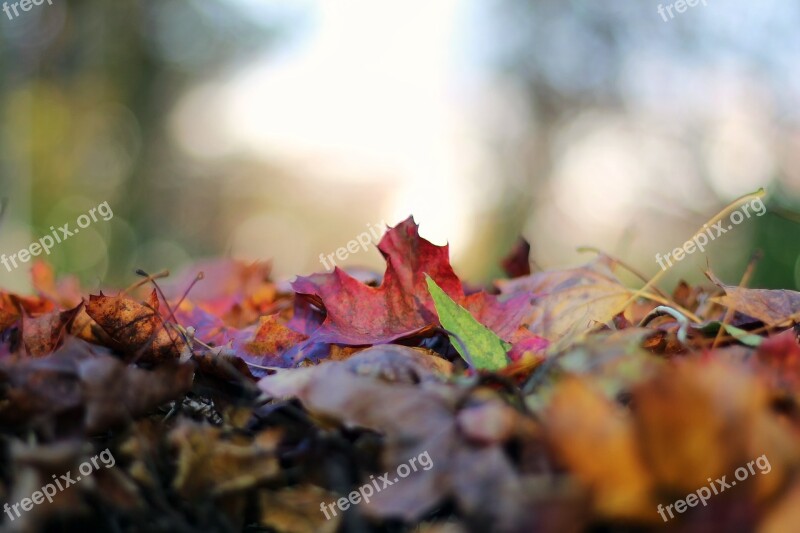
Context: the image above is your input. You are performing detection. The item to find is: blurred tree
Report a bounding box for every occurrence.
[484,0,800,288]
[0,0,284,286]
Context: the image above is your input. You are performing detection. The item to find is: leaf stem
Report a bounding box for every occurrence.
[638,305,690,343]
[632,290,702,324]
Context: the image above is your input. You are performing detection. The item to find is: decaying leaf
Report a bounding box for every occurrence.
[0,216,799,531]
[85,290,186,363]
[22,302,83,357]
[259,485,341,533]
[708,270,800,327]
[498,257,632,342]
[0,338,194,434]
[543,377,654,520]
[169,422,281,498]
[259,344,535,529]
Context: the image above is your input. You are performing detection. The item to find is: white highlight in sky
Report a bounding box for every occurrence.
[211,0,477,256]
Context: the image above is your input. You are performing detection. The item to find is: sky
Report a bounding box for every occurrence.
[173,0,487,261]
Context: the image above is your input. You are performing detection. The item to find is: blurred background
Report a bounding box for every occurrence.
[1,0,799,293]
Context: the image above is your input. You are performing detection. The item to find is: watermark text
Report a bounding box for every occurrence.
[319,221,385,271]
[1,201,113,273]
[657,454,770,522]
[655,197,765,271]
[3,448,115,521]
[320,450,433,520]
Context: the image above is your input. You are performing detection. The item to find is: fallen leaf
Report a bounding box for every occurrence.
[708,270,800,327]
[498,257,631,342]
[85,289,186,363]
[22,302,83,357]
[258,346,532,528]
[292,217,532,347]
[169,421,281,498]
[0,337,194,434]
[500,237,531,278]
[260,485,341,533]
[543,377,654,520]
[426,275,510,370]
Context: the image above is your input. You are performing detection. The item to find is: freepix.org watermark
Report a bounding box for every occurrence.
[657,454,771,522]
[655,197,765,271]
[319,450,433,520]
[657,0,708,22]
[3,448,115,522]
[319,221,385,272]
[2,0,53,21]
[1,201,113,273]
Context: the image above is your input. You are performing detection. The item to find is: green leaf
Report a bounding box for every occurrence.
[696,321,764,347]
[425,274,511,370]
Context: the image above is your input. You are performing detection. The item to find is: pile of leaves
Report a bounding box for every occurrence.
[1,216,800,532]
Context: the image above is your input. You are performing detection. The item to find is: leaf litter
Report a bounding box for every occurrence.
[0,213,799,532]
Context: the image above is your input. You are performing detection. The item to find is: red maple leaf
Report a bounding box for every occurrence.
[292,216,533,346]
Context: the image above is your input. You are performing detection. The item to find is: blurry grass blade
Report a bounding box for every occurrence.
[697,321,764,347]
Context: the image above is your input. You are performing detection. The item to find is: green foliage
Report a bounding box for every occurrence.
[426,274,510,370]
